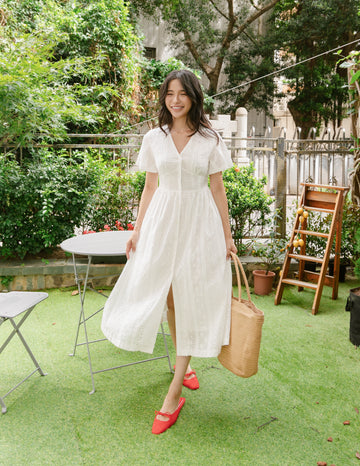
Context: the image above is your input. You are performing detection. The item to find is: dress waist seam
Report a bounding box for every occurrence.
[157,186,209,193]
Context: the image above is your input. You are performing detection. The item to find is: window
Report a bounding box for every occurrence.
[144,47,156,59]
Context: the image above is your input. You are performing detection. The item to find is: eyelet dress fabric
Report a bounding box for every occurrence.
[101,127,233,357]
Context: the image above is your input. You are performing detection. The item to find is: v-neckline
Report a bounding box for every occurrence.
[169,130,195,156]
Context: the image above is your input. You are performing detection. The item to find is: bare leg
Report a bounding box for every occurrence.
[156,355,191,420]
[167,287,193,375]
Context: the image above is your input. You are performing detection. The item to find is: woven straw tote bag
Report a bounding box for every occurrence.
[218,252,264,377]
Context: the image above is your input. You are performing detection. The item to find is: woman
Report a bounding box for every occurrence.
[101,70,237,434]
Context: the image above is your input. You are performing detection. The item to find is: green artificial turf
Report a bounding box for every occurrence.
[0,281,359,465]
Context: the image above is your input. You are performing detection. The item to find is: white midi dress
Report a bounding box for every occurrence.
[101,126,233,357]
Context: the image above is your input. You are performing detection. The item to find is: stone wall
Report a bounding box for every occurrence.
[0,258,125,292]
[0,255,297,292]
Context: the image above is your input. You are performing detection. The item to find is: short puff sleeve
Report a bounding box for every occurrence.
[208,136,233,175]
[136,131,158,173]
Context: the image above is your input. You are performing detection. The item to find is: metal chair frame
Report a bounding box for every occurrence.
[0,292,48,414]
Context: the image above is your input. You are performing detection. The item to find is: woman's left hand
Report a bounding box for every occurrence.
[226,238,237,260]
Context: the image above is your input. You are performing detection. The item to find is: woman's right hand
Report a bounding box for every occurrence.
[126,230,140,260]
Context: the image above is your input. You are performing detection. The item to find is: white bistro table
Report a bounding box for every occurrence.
[60,231,171,394]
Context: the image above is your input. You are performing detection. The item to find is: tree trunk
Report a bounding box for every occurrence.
[287,98,318,139]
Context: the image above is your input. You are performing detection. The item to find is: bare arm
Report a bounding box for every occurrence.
[209,171,237,259]
[126,171,158,259]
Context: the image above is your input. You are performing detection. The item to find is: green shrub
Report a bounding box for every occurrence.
[251,210,287,273]
[0,149,146,258]
[0,150,99,258]
[354,230,360,278]
[83,164,145,232]
[223,164,274,254]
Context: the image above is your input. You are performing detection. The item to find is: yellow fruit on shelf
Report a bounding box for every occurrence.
[299,215,304,224]
[297,207,303,215]
[293,240,299,247]
[298,239,304,247]
[303,210,309,218]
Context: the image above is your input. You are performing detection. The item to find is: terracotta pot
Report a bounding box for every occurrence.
[253,270,275,295]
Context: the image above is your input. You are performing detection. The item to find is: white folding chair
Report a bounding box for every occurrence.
[0,291,48,414]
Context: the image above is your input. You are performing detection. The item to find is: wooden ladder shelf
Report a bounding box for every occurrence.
[274,183,349,315]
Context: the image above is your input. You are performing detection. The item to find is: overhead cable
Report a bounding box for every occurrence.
[119,38,360,132]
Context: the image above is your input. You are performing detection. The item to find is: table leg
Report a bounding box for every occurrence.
[69,255,96,394]
[160,323,172,372]
[0,395,7,414]
[68,253,173,394]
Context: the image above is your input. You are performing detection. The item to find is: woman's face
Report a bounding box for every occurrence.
[165,79,192,123]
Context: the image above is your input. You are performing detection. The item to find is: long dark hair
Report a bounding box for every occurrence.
[158,70,218,142]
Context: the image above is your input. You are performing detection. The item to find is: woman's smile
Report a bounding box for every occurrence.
[165,79,192,121]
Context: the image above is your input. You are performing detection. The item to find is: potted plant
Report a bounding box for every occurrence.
[251,221,287,295]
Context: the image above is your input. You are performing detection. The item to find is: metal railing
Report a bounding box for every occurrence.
[1,133,144,170]
[2,130,354,236]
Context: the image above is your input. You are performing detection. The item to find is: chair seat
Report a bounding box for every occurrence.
[0,292,48,318]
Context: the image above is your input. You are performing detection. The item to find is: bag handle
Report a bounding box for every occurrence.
[230,251,252,303]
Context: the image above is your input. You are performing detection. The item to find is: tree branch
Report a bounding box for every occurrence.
[250,0,261,11]
[238,80,258,107]
[183,29,213,77]
[183,0,237,92]
[209,0,229,21]
[182,0,279,94]
[243,29,259,46]
[232,0,281,39]
[209,0,236,88]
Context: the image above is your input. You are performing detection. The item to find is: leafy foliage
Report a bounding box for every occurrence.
[0,0,142,144]
[251,211,287,272]
[341,196,360,264]
[0,0,45,33]
[354,230,360,278]
[223,164,274,254]
[83,160,145,232]
[0,148,147,258]
[0,31,101,146]
[269,0,360,134]
[0,150,99,258]
[131,0,282,115]
[222,36,278,117]
[52,0,142,132]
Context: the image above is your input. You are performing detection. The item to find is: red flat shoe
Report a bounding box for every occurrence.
[174,366,200,390]
[152,397,186,435]
[183,370,200,390]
